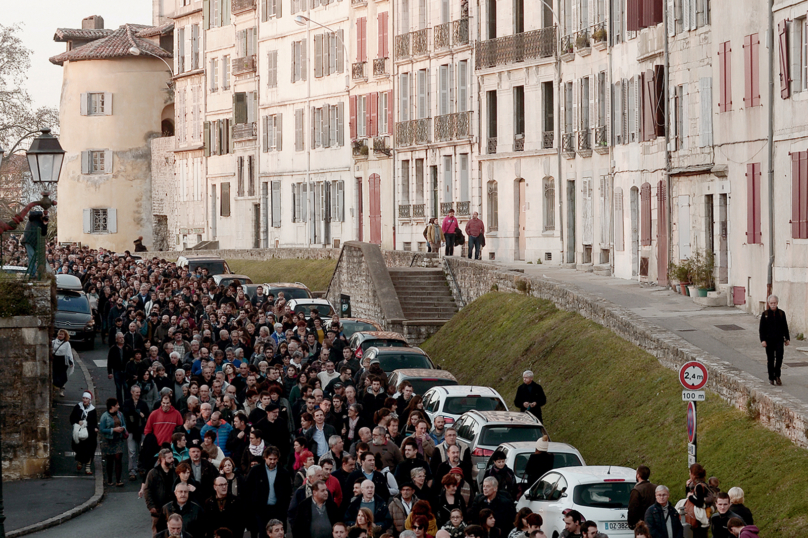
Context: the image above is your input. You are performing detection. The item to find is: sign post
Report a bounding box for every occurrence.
[679,361,708,469]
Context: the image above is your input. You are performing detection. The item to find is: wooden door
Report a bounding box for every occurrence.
[369,173,382,244]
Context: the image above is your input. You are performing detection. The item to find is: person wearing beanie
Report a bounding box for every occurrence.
[523,436,553,490]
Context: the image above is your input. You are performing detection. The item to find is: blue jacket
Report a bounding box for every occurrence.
[98,411,128,440]
[200,420,234,456]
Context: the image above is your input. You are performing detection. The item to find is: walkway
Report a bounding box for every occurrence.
[494,261,808,404]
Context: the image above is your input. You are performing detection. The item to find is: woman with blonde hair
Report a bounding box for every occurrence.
[352,507,382,537]
[727,487,754,526]
[52,329,74,397]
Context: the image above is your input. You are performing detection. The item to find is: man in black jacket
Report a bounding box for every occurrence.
[467,477,517,535]
[107,332,133,408]
[187,438,219,501]
[291,480,342,538]
[628,465,657,529]
[759,295,790,385]
[513,370,546,421]
[246,445,293,538]
[709,492,742,538]
[122,385,151,481]
[204,476,243,538]
[347,450,391,502]
[145,449,177,536]
[644,485,684,538]
[162,482,204,538]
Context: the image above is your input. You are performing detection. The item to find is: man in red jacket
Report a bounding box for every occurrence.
[145,394,184,445]
[465,211,485,260]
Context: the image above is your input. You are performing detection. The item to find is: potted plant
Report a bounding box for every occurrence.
[575,34,590,49]
[668,259,692,296]
[691,250,715,297]
[592,27,608,42]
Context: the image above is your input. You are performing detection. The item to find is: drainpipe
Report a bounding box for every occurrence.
[663,0,672,283]
[608,15,614,276]
[557,26,564,256]
[766,0,775,297]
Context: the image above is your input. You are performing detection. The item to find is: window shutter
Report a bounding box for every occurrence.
[378,13,386,58]
[262,116,269,151]
[439,65,449,115]
[272,181,282,227]
[276,0,282,18]
[615,188,624,250]
[315,34,324,78]
[370,92,378,136]
[80,93,88,115]
[700,77,713,146]
[107,208,117,234]
[350,95,357,139]
[325,33,333,76]
[641,182,651,245]
[337,181,345,221]
[103,92,112,115]
[613,83,622,143]
[718,41,731,112]
[301,39,307,81]
[80,151,89,174]
[276,113,283,151]
[337,30,345,73]
[670,87,678,151]
[204,121,211,156]
[82,208,92,233]
[779,21,790,99]
[667,0,675,36]
[292,42,298,82]
[643,71,654,141]
[103,149,113,173]
[323,106,331,147]
[262,0,268,21]
[605,73,611,143]
[800,151,808,238]
[337,102,345,145]
[681,85,688,149]
[312,106,317,148]
[750,33,760,106]
[747,163,761,244]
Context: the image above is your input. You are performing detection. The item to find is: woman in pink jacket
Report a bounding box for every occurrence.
[441,209,459,256]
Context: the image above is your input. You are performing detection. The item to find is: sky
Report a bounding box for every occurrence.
[7,0,154,111]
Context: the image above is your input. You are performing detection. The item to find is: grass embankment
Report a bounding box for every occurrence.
[226,259,337,292]
[421,292,808,535]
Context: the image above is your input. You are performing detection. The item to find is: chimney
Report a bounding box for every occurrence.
[81,15,104,30]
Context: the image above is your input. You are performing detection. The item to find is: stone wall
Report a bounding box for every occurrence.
[138,247,341,262]
[0,281,55,479]
[443,257,808,449]
[382,250,442,269]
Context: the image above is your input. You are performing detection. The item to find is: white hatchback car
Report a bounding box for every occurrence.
[516,466,637,538]
[422,386,509,425]
[475,440,586,493]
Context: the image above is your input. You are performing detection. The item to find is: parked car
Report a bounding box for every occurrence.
[475,441,586,493]
[55,290,95,348]
[177,255,231,275]
[242,283,265,300]
[388,368,457,396]
[213,274,253,288]
[516,466,637,537]
[263,282,313,301]
[365,347,434,373]
[339,318,382,338]
[348,331,410,359]
[422,386,508,425]
[287,298,337,320]
[452,411,550,479]
[56,274,84,291]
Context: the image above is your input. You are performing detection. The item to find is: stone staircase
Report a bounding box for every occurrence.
[388,268,459,320]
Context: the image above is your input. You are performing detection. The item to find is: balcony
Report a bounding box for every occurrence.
[435,22,450,50]
[395,118,431,147]
[373,57,389,76]
[453,18,470,45]
[351,0,367,5]
[562,132,575,158]
[514,134,525,152]
[543,131,554,149]
[434,111,472,142]
[440,202,454,216]
[561,34,574,61]
[233,122,257,140]
[412,28,428,55]
[352,61,367,80]
[475,27,556,70]
[575,29,591,56]
[395,33,411,60]
[352,139,369,158]
[373,136,392,156]
[232,55,256,75]
[398,204,411,219]
[577,128,592,157]
[592,22,608,50]
[487,137,497,154]
[594,125,609,154]
[456,201,470,216]
[412,203,426,218]
[232,0,256,14]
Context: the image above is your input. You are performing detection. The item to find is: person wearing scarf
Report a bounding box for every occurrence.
[52,329,74,397]
[69,391,98,475]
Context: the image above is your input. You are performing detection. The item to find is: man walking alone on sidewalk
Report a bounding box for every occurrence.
[465,212,485,260]
[759,295,790,386]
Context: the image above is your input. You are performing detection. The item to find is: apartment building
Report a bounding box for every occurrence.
[393,0,475,253]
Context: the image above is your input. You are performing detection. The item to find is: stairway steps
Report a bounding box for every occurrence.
[388,267,459,323]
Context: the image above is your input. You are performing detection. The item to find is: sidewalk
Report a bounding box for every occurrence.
[494,261,808,403]
[6,349,103,537]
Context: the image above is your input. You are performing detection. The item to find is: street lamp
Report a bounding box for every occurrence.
[128,46,175,90]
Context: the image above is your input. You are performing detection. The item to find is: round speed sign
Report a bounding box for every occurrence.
[679,361,709,391]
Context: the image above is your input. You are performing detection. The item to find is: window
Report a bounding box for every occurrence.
[791,151,808,239]
[719,41,732,112]
[417,69,429,119]
[237,156,245,196]
[358,95,367,137]
[262,0,281,20]
[542,82,554,146]
[458,61,468,112]
[89,93,105,115]
[415,159,425,204]
[641,182,652,246]
[315,31,345,77]
[295,109,305,151]
[330,181,345,222]
[401,160,410,205]
[487,90,498,145]
[267,50,278,88]
[271,180,281,227]
[803,20,808,91]
[514,0,524,33]
[746,163,762,244]
[443,155,452,203]
[205,119,232,156]
[221,182,231,217]
[291,40,307,82]
[564,82,573,133]
[210,58,219,91]
[293,183,308,223]
[400,73,410,121]
[744,34,760,107]
[514,85,525,139]
[92,208,107,232]
[379,92,389,134]
[330,105,339,145]
[191,25,200,70]
[82,208,117,234]
[81,150,111,174]
[80,92,111,116]
[544,178,555,231]
[459,154,469,202]
[439,65,451,116]
[234,91,257,125]
[314,107,323,147]
[487,180,498,230]
[486,0,496,39]
[237,28,257,59]
[263,114,282,152]
[222,55,230,89]
[581,77,591,131]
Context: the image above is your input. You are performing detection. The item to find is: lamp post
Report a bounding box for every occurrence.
[128,46,175,90]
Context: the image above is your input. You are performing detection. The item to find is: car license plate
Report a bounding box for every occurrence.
[68,331,77,336]
[603,522,629,531]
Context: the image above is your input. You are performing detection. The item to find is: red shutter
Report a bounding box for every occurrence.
[792,152,801,238]
[378,13,384,58]
[642,0,663,27]
[641,182,652,245]
[779,21,790,99]
[365,95,372,136]
[719,41,731,112]
[751,34,760,107]
[369,92,378,136]
[802,151,808,238]
[356,18,362,62]
[747,163,761,244]
[383,13,389,57]
[627,0,645,32]
[349,95,357,139]
[743,35,752,108]
[387,90,394,134]
[369,173,382,244]
[360,18,367,62]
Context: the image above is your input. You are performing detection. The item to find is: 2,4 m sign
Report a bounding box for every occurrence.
[679,361,709,391]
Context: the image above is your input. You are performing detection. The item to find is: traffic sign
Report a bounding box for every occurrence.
[679,361,709,390]
[687,401,697,443]
[682,390,706,402]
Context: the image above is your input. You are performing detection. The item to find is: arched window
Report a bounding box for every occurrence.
[487,180,498,230]
[543,177,555,231]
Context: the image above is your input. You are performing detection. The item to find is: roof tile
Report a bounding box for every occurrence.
[50,24,172,65]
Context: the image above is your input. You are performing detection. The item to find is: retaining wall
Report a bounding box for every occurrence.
[138,247,341,262]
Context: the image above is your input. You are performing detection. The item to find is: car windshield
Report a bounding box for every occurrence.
[361,339,408,352]
[192,261,226,274]
[479,425,548,446]
[296,304,335,317]
[57,293,91,314]
[409,378,458,395]
[513,452,583,478]
[376,353,433,371]
[341,321,379,338]
[271,287,312,300]
[444,396,506,415]
[573,482,635,508]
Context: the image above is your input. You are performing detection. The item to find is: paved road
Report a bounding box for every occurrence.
[28,342,152,538]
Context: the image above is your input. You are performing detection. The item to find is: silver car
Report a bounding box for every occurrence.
[475,440,586,493]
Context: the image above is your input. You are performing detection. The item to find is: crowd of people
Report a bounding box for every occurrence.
[24,238,760,538]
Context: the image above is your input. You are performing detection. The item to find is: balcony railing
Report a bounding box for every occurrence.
[475,27,556,70]
[514,135,525,152]
[543,131,555,149]
[577,129,591,152]
[440,202,454,216]
[395,118,432,147]
[595,125,608,147]
[373,57,389,76]
[232,55,256,75]
[351,0,367,5]
[592,22,608,47]
[453,18,470,45]
[561,34,574,57]
[398,204,411,218]
[456,201,470,216]
[232,0,256,14]
[373,136,392,156]
[412,28,428,55]
[562,132,575,154]
[352,62,366,80]
[395,33,411,60]
[434,111,472,142]
[435,22,450,49]
[352,139,369,157]
[412,204,426,218]
[487,137,497,154]
[575,29,591,52]
[233,122,257,140]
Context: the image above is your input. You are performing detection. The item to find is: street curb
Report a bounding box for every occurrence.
[8,349,106,538]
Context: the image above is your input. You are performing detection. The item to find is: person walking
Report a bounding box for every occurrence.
[52,329,74,397]
[426,218,446,255]
[513,371,546,421]
[643,486,682,538]
[99,397,128,487]
[70,391,98,475]
[21,210,47,277]
[123,384,151,480]
[464,212,485,260]
[441,209,459,256]
[758,294,790,385]
[628,466,656,529]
